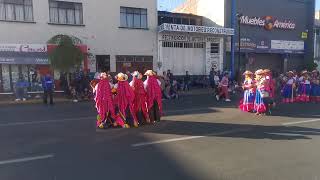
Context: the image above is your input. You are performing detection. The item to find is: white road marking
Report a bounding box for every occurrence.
[282,119,320,126]
[0,154,54,165]
[0,116,92,127]
[132,128,251,147]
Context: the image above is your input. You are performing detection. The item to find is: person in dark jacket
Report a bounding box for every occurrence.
[184,71,191,91]
[15,76,29,101]
[42,74,54,105]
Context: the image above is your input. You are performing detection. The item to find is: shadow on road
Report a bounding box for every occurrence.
[139,120,320,141]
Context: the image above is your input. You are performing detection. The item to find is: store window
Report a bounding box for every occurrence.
[210,43,220,53]
[120,7,147,29]
[1,64,10,92]
[0,0,34,22]
[49,0,83,25]
[0,64,48,93]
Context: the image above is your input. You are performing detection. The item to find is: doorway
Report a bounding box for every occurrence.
[96,55,110,72]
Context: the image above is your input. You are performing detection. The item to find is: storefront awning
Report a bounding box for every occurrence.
[0,51,48,65]
[0,44,48,65]
[159,23,234,36]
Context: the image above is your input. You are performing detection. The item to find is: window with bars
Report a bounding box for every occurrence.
[162,41,204,49]
[210,43,220,53]
[120,7,147,29]
[49,0,83,25]
[0,0,33,22]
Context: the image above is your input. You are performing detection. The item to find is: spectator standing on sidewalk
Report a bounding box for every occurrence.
[213,71,220,95]
[42,74,54,105]
[216,72,231,102]
[15,76,28,101]
[209,68,215,89]
[184,71,191,91]
[167,69,173,84]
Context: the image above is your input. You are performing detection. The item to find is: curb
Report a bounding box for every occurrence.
[0,98,71,105]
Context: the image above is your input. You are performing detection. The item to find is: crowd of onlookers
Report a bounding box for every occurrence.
[13,68,239,103]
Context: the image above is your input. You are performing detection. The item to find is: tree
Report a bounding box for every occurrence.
[47,35,84,72]
[304,61,318,71]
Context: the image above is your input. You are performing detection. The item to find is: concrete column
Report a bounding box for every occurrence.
[110,54,116,73]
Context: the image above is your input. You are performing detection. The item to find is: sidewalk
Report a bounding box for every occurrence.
[179,88,212,96]
[0,98,71,105]
[0,88,214,105]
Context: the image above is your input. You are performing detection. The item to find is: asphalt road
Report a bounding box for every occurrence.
[0,92,320,180]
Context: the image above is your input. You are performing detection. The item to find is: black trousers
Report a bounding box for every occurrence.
[149,101,160,122]
[263,97,273,113]
[44,89,53,104]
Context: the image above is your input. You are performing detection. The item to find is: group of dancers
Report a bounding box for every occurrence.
[281,70,320,103]
[239,69,275,115]
[90,70,162,129]
[239,69,320,115]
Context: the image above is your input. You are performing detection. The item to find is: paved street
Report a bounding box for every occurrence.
[0,92,320,180]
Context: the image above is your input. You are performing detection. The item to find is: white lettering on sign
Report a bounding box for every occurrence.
[159,23,234,36]
[240,16,295,30]
[161,34,220,43]
[271,40,304,51]
[240,16,265,26]
[0,44,47,52]
[20,45,47,53]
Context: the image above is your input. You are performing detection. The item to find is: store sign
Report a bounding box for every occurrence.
[0,57,48,65]
[240,16,296,30]
[0,44,47,53]
[161,34,220,43]
[159,23,234,36]
[0,44,49,65]
[237,38,257,50]
[301,32,308,39]
[256,40,269,49]
[226,37,304,54]
[271,40,304,51]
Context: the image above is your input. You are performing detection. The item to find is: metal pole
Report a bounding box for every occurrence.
[238,18,241,77]
[230,0,236,79]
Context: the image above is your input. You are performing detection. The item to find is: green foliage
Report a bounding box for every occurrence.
[304,61,318,71]
[48,35,84,72]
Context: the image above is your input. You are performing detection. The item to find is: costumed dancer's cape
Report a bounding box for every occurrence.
[132,77,148,112]
[95,79,115,122]
[145,76,163,115]
[114,81,135,117]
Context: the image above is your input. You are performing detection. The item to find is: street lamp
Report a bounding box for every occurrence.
[236,13,243,81]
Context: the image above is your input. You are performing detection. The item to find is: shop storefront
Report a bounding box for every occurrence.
[0,43,88,93]
[225,0,315,73]
[0,44,50,93]
[158,23,234,75]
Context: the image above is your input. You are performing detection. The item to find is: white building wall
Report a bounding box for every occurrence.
[0,0,158,72]
[158,33,224,75]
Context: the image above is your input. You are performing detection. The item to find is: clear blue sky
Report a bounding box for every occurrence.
[159,0,320,11]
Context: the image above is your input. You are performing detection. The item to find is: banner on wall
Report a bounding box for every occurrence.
[226,38,304,54]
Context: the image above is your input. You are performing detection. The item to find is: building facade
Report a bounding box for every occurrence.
[225,0,315,74]
[169,0,315,74]
[0,0,157,93]
[314,19,320,71]
[157,11,234,76]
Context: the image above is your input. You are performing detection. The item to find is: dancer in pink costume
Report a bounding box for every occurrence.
[144,70,163,123]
